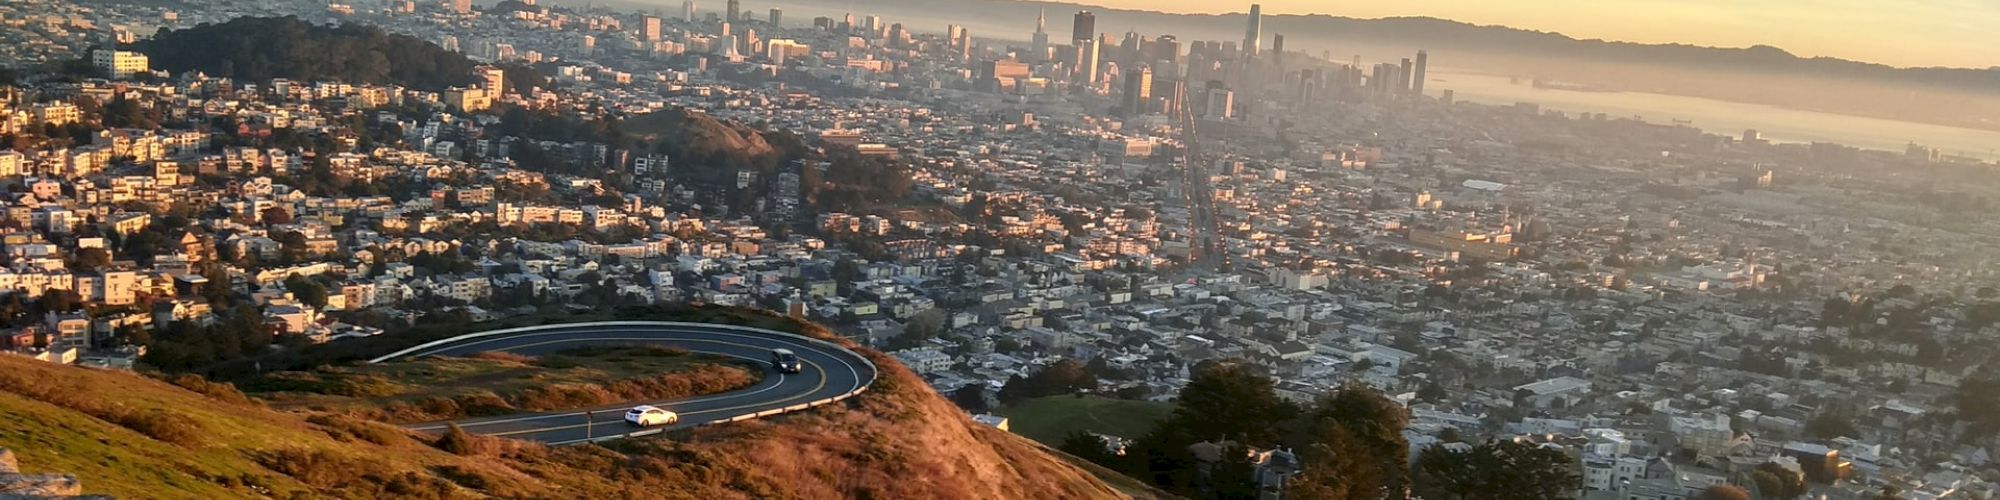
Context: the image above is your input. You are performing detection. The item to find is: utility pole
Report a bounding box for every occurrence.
[585,410,593,439]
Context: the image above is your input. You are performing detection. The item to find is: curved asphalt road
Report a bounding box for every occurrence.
[379,323,876,445]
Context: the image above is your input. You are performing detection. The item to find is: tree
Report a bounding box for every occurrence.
[1173,361,1292,447]
[950,384,989,413]
[890,308,946,349]
[1294,414,1386,500]
[1694,485,1753,500]
[1320,384,1416,494]
[996,360,1097,405]
[1805,412,1859,440]
[284,275,329,309]
[1956,378,2000,437]
[1412,441,1579,500]
[1750,462,1807,499]
[262,206,294,225]
[72,247,113,271]
[1867,486,1903,500]
[1416,381,1448,403]
[1058,431,1115,466]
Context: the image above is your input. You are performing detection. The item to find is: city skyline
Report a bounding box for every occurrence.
[994,0,1998,69]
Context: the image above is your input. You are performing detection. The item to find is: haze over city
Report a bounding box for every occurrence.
[1009,0,2000,68]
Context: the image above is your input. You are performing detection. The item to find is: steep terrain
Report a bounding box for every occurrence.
[0,316,1151,499]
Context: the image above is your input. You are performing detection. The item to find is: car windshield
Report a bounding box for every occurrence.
[778,353,798,362]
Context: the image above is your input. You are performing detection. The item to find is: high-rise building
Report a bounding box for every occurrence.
[1071,11,1095,44]
[1077,36,1101,85]
[978,60,1032,93]
[1242,4,1262,58]
[1371,62,1399,97]
[1399,57,1414,95]
[1159,78,1186,116]
[1271,34,1284,67]
[725,0,740,22]
[1413,50,1429,97]
[1119,32,1142,65]
[1154,35,1179,66]
[958,28,973,61]
[450,0,471,15]
[1123,65,1152,114]
[641,16,662,42]
[684,0,697,22]
[479,66,505,93]
[1030,9,1049,62]
[768,8,781,26]
[1203,83,1234,119]
[91,49,150,77]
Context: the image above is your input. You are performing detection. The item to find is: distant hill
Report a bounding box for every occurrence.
[132,16,481,91]
[0,312,1151,498]
[1251,15,2000,92]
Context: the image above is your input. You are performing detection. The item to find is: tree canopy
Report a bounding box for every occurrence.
[135,16,503,91]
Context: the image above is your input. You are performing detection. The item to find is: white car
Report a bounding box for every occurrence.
[623,405,679,426]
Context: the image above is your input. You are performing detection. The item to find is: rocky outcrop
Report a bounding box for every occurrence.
[0,448,91,499]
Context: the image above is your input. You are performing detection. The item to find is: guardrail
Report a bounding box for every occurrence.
[381,320,879,446]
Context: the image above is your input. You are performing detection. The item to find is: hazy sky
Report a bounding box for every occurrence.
[1058,0,1999,69]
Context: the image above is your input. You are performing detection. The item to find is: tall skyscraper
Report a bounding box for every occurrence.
[1154,35,1179,66]
[1071,11,1095,44]
[959,28,973,61]
[1242,4,1262,58]
[726,0,740,22]
[683,1,696,22]
[1078,36,1101,85]
[451,0,471,15]
[1413,50,1429,97]
[641,16,662,42]
[1123,65,1152,114]
[768,8,781,26]
[1030,9,1049,61]
[1399,57,1414,95]
[1271,34,1285,67]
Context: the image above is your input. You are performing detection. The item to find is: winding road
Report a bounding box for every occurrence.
[372,321,877,445]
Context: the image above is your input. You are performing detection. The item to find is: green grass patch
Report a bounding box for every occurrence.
[995,395,1174,445]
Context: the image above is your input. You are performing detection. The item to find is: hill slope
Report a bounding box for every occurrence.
[0,319,1148,499]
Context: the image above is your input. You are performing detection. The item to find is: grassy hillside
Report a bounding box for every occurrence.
[997,395,1176,445]
[0,311,1158,499]
[251,345,758,423]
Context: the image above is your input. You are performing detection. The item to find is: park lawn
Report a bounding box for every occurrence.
[997,395,1175,445]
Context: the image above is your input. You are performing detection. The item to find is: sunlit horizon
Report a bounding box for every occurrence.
[1007,0,1999,69]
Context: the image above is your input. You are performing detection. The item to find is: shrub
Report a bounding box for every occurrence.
[453,391,515,416]
[513,384,611,412]
[436,422,493,456]
[306,413,411,447]
[325,373,403,398]
[433,464,492,489]
[115,408,205,447]
[257,448,366,489]
[165,374,254,405]
[603,364,756,402]
[467,351,536,364]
